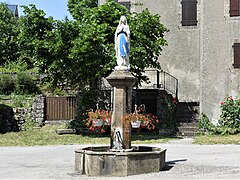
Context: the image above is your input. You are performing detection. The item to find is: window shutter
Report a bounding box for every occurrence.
[230,0,240,17]
[181,0,198,26]
[233,43,240,68]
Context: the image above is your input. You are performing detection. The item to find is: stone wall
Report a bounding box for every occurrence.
[31,95,45,126]
[0,95,45,133]
[133,0,200,102]
[13,108,32,131]
[199,0,240,122]
[130,0,240,121]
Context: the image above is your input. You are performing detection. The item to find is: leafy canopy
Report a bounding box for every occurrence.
[0,3,19,65]
[66,0,168,87]
[0,0,168,91]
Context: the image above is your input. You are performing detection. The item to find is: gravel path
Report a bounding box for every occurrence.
[0,138,239,179]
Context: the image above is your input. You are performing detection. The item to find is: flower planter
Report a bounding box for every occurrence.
[92,119,102,127]
[131,121,141,128]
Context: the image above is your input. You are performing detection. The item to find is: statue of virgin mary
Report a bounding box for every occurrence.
[114,16,130,70]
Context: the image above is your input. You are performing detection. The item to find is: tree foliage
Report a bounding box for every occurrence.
[18,4,55,70]
[130,10,168,82]
[0,0,168,91]
[66,0,168,87]
[0,3,19,65]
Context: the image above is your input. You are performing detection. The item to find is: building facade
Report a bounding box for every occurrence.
[101,0,240,122]
[121,0,240,122]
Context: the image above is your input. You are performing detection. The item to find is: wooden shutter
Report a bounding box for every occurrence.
[181,0,198,26]
[233,43,240,68]
[230,0,240,17]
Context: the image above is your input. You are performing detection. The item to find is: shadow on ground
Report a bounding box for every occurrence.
[162,159,188,171]
[78,129,180,141]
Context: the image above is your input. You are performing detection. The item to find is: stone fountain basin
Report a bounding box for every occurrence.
[75,146,166,176]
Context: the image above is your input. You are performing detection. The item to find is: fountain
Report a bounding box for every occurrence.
[74,16,166,176]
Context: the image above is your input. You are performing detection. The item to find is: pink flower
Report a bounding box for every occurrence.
[220,102,224,105]
[229,96,234,101]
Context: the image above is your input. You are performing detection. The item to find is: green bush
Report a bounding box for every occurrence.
[15,72,40,95]
[2,60,28,72]
[198,113,214,132]
[159,95,177,130]
[0,74,15,95]
[199,95,240,135]
[219,96,240,129]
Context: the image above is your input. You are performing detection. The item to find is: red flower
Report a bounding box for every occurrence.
[229,96,234,101]
[220,102,224,105]
[172,97,177,103]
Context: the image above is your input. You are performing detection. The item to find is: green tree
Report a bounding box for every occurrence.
[18,5,80,89]
[17,0,168,92]
[18,4,55,70]
[46,19,79,89]
[68,0,98,20]
[67,0,168,87]
[0,3,19,65]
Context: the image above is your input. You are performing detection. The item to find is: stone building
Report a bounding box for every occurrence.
[106,0,240,123]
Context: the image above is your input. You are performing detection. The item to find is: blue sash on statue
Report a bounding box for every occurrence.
[119,32,129,57]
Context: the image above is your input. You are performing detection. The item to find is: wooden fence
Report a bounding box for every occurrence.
[45,96,76,121]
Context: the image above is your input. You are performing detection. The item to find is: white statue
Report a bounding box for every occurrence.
[115,15,130,70]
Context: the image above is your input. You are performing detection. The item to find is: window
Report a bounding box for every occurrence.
[230,0,240,17]
[233,43,240,68]
[7,5,19,18]
[181,0,197,26]
[118,1,131,11]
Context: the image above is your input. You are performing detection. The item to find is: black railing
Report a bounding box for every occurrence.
[140,69,178,99]
[98,69,178,102]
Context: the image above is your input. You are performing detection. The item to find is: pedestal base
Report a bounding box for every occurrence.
[75,146,166,176]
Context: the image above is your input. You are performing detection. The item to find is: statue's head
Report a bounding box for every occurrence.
[119,15,127,25]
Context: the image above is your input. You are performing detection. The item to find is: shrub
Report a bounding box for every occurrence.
[0,74,15,95]
[2,60,28,72]
[198,95,240,135]
[0,104,19,133]
[15,72,40,95]
[158,95,177,130]
[219,96,240,129]
[198,113,214,132]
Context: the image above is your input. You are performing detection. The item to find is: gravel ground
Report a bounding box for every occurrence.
[0,138,239,180]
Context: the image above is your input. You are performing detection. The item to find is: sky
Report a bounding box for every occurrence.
[0,0,72,20]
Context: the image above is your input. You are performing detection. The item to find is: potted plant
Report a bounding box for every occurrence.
[84,109,111,133]
[122,113,158,132]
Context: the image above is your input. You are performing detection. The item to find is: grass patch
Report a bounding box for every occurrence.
[0,125,175,146]
[194,134,240,145]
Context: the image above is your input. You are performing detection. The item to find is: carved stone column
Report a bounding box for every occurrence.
[106,69,137,150]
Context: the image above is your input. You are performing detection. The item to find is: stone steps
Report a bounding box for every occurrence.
[175,102,199,137]
[177,122,198,137]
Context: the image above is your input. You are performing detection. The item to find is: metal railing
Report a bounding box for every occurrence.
[98,69,179,104]
[140,69,178,99]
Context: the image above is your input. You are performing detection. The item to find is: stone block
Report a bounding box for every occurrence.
[75,146,166,176]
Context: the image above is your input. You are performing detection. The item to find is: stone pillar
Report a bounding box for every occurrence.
[32,94,45,126]
[106,69,137,150]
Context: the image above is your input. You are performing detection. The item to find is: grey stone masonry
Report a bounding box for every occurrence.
[31,94,45,126]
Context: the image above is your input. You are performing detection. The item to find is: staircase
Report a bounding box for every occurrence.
[175,102,199,137]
